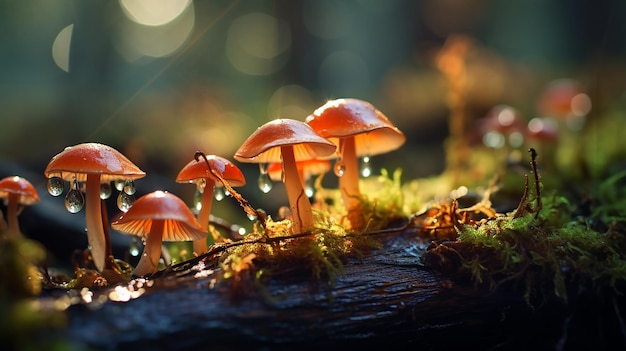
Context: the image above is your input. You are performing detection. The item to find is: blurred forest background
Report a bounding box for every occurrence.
[1,0,625,259]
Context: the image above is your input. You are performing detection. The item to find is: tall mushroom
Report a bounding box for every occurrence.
[176,154,246,254]
[305,98,405,230]
[234,119,336,234]
[0,176,40,238]
[111,190,207,277]
[44,142,146,272]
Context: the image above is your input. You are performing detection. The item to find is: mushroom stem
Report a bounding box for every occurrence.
[5,193,21,238]
[281,145,314,233]
[85,174,107,272]
[338,137,365,230]
[194,179,216,255]
[133,220,164,277]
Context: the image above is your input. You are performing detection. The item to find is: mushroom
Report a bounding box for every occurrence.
[267,158,331,198]
[234,119,336,233]
[44,142,146,272]
[176,154,246,254]
[0,176,40,238]
[476,104,526,150]
[305,98,405,230]
[110,190,207,277]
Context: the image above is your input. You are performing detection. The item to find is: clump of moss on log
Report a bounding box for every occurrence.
[423,149,626,303]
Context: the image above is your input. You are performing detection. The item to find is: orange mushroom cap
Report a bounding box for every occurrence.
[267,158,331,182]
[176,155,246,187]
[234,119,336,163]
[111,190,206,242]
[0,176,40,206]
[44,142,146,182]
[305,98,405,157]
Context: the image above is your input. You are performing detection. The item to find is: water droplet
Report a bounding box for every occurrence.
[334,160,346,177]
[100,182,112,199]
[258,173,272,193]
[193,189,203,213]
[214,186,225,201]
[259,163,268,175]
[65,188,84,213]
[47,177,65,196]
[117,192,135,212]
[305,179,314,198]
[247,212,257,221]
[361,156,371,178]
[114,179,125,191]
[196,178,206,193]
[123,180,136,195]
[129,238,140,257]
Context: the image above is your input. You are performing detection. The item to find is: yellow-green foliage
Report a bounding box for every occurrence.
[217,207,383,287]
[359,168,406,231]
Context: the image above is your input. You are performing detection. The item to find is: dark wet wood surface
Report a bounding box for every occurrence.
[50,229,603,351]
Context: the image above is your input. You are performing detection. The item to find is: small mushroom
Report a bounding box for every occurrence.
[0,176,40,238]
[537,79,591,121]
[44,142,146,272]
[176,154,246,254]
[234,119,336,233]
[111,190,207,277]
[305,98,405,230]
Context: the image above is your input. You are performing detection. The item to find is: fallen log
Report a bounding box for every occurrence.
[45,229,625,351]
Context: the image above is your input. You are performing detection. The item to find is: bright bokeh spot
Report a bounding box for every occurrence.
[52,24,73,72]
[114,1,195,60]
[120,0,190,26]
[226,13,291,75]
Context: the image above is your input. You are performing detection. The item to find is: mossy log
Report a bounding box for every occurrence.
[46,229,625,351]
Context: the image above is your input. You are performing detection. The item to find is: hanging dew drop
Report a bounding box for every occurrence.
[247,212,257,221]
[64,189,85,213]
[361,156,372,178]
[100,182,112,199]
[258,173,272,193]
[114,179,125,191]
[47,177,65,196]
[334,160,346,177]
[305,179,314,198]
[129,238,140,257]
[214,186,225,201]
[117,192,135,212]
[123,180,136,195]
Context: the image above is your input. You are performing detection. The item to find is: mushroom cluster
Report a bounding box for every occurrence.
[35,97,404,279]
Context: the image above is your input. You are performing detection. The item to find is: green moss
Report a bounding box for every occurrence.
[425,166,626,303]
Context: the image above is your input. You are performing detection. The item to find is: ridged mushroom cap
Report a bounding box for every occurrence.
[111,190,206,242]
